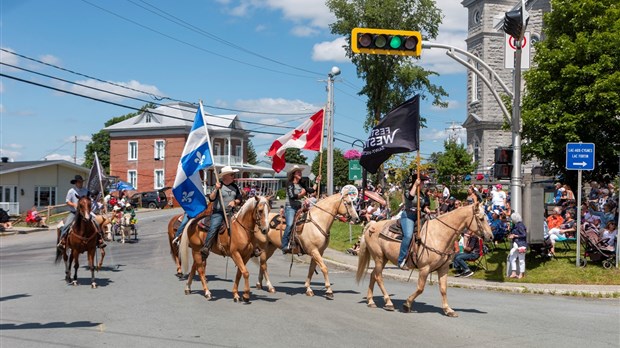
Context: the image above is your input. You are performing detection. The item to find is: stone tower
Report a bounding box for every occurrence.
[461,0,550,173]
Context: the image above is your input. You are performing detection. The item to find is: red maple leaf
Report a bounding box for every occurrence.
[291,129,306,140]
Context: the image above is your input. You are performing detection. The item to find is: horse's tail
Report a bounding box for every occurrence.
[180,220,191,275]
[54,227,63,264]
[355,226,371,284]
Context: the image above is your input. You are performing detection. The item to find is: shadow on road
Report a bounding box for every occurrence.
[0,293,31,302]
[0,320,101,330]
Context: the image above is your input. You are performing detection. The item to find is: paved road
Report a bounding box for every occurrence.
[1,209,618,347]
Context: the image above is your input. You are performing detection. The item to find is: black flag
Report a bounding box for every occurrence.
[360,95,420,174]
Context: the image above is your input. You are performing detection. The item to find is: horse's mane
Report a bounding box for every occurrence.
[235,196,267,218]
[435,202,481,220]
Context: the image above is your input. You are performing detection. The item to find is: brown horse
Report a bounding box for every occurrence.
[54,196,102,288]
[166,213,184,277]
[284,193,360,299]
[179,196,270,302]
[355,202,492,316]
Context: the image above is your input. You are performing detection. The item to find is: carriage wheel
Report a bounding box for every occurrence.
[602,260,613,269]
[578,258,587,268]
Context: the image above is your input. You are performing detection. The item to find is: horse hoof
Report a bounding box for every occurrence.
[242,296,251,303]
[268,287,276,294]
[446,311,459,318]
[233,296,240,303]
[204,293,212,300]
[175,272,183,279]
[306,289,314,297]
[384,304,395,311]
[255,283,262,290]
[72,281,78,286]
[367,303,377,308]
[402,304,411,313]
[184,289,191,295]
[325,292,334,300]
[91,283,97,289]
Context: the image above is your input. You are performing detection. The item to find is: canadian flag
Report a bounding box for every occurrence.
[267,109,324,173]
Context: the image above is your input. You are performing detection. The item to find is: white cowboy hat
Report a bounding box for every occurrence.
[125,203,132,208]
[219,166,239,176]
[287,165,303,181]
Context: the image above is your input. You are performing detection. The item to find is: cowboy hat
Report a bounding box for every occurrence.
[287,165,303,181]
[219,166,239,176]
[70,175,84,184]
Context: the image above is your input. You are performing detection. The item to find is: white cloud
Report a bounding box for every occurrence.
[59,79,164,103]
[0,47,19,71]
[44,153,75,162]
[0,104,4,113]
[6,143,23,149]
[312,37,348,62]
[255,24,267,32]
[0,148,21,160]
[233,97,320,117]
[254,133,276,140]
[431,99,460,110]
[222,0,334,30]
[39,54,61,66]
[291,25,318,37]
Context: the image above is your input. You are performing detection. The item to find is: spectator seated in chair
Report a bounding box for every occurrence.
[489,210,506,243]
[452,230,480,278]
[546,209,576,256]
[26,206,48,228]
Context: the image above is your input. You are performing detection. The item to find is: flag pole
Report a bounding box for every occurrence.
[95,152,107,215]
[317,107,326,197]
[199,101,230,231]
[416,151,421,236]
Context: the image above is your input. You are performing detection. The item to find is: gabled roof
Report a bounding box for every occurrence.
[0,160,89,175]
[462,113,482,128]
[104,102,242,133]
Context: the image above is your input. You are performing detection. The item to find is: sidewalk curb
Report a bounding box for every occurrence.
[0,227,51,236]
[313,251,620,298]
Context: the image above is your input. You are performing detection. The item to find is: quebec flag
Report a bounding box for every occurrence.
[172,105,213,218]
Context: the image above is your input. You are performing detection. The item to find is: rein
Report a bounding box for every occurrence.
[305,196,356,238]
[233,200,265,237]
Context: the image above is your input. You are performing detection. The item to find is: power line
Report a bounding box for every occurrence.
[79,0,317,79]
[0,49,312,116]
[128,0,323,77]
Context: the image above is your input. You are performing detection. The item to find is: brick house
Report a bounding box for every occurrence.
[104,102,274,205]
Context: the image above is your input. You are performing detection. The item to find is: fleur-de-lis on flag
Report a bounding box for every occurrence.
[182,190,194,203]
[194,151,206,166]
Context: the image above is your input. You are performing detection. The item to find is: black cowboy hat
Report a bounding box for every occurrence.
[70,175,84,184]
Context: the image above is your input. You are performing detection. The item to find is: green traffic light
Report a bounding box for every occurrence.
[374,35,387,48]
[389,36,402,49]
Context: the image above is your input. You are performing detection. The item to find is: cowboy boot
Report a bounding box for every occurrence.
[201,233,216,259]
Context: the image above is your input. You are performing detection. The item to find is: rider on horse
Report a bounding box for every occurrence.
[398,176,431,270]
[281,165,320,254]
[57,175,106,250]
[200,166,243,257]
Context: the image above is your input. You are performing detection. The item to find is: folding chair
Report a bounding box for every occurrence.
[467,238,489,271]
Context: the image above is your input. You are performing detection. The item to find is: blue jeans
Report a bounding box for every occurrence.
[398,211,416,265]
[60,212,76,238]
[453,252,478,273]
[281,206,297,250]
[207,211,224,246]
[175,215,188,238]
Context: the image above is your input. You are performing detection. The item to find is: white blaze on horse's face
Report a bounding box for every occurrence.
[340,194,360,223]
[256,196,269,234]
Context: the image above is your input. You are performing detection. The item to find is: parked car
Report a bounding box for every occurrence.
[130,188,170,209]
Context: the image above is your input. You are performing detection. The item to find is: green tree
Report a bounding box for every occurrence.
[327,0,448,131]
[311,148,350,191]
[434,141,476,185]
[246,140,258,165]
[83,103,154,171]
[284,148,308,165]
[521,0,620,183]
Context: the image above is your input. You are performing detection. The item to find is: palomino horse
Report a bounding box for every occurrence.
[119,213,133,243]
[179,196,270,302]
[252,212,285,293]
[284,192,360,299]
[54,196,102,288]
[355,202,492,316]
[166,213,184,277]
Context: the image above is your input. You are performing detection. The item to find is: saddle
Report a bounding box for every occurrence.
[374,215,427,269]
[289,208,309,255]
[269,214,286,231]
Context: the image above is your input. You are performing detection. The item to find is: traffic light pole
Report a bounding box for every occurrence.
[510,42,523,216]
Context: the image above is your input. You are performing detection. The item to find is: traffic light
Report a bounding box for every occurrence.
[351,28,422,57]
[494,147,513,179]
[503,5,529,40]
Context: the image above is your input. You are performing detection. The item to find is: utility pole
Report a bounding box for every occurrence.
[326,66,340,195]
[73,135,77,164]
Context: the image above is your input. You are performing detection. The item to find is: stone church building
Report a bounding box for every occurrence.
[461,0,551,173]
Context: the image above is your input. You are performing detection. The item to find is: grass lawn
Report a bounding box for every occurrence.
[329,221,620,286]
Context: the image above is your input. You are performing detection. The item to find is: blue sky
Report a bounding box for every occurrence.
[0,0,469,165]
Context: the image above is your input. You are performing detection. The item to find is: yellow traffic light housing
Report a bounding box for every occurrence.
[351,28,422,57]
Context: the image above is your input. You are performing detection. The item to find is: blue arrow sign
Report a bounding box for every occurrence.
[566,143,595,171]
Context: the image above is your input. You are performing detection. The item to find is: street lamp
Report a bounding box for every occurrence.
[326,66,340,195]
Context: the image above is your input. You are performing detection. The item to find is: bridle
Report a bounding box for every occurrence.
[234,198,268,235]
[310,195,357,222]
